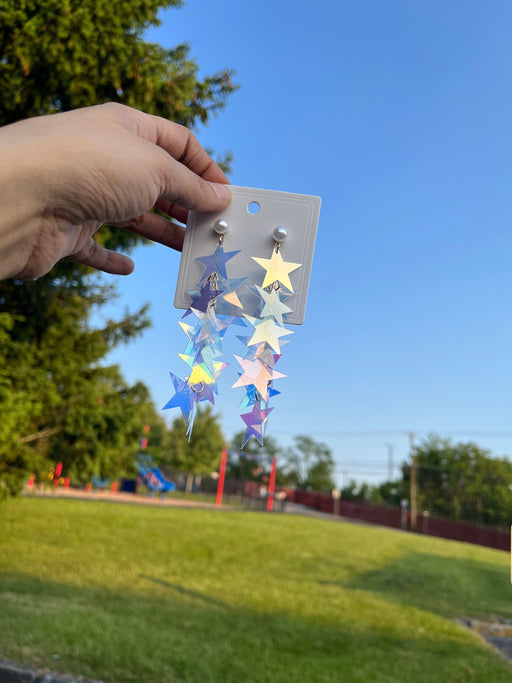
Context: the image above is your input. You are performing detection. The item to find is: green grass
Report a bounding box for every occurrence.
[0,498,511,683]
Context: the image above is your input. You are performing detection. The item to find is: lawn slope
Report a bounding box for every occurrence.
[0,497,510,683]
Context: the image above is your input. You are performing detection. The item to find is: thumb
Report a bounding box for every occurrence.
[157,152,232,212]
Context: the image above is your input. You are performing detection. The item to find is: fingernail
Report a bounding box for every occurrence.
[211,183,232,202]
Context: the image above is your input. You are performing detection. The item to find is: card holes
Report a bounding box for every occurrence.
[247,201,261,215]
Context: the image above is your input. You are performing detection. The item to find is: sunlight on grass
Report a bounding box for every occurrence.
[0,497,510,682]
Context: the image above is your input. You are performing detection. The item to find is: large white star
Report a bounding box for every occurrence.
[252,251,301,292]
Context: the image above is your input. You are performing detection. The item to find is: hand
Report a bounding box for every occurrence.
[0,103,232,280]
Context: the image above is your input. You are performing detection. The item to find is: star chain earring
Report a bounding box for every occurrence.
[163,219,245,436]
[232,226,302,447]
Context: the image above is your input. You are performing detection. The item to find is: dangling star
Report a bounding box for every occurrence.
[232,355,286,396]
[196,245,240,283]
[245,316,293,354]
[162,373,194,423]
[252,251,301,292]
[186,279,225,312]
[255,286,293,325]
[240,403,274,447]
[237,384,263,410]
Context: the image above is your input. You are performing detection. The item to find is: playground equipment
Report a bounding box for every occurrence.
[91,476,110,490]
[136,456,175,493]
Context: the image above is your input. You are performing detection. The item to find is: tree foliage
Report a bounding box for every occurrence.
[404,435,512,529]
[371,435,512,529]
[0,0,236,496]
[164,406,225,477]
[0,0,235,127]
[282,435,336,492]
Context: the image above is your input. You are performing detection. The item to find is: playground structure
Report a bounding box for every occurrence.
[27,436,281,511]
[91,475,110,490]
[136,456,176,494]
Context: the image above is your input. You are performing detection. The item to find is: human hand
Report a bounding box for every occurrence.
[0,103,232,280]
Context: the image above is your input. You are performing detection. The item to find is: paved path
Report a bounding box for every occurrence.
[0,657,105,682]
[24,487,225,510]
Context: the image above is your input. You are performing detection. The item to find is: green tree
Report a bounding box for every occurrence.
[165,406,225,491]
[283,435,336,492]
[0,0,236,495]
[401,435,512,529]
[369,479,407,507]
[340,480,373,503]
[0,0,235,127]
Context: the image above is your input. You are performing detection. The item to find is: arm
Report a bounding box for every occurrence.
[0,103,231,280]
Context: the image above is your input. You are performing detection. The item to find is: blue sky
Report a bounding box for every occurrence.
[101,0,512,485]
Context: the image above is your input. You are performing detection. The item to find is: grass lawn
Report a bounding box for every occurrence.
[0,497,511,683]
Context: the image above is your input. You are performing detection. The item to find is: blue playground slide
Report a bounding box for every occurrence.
[91,475,110,489]
[137,459,175,493]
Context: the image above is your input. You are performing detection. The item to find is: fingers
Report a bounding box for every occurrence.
[138,110,230,184]
[153,148,231,213]
[110,211,185,252]
[73,239,135,275]
[97,103,232,215]
[154,198,188,225]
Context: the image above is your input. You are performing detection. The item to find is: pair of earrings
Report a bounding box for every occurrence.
[163,219,301,448]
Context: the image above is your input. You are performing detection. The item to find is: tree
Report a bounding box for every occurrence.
[165,406,225,490]
[340,480,372,503]
[383,435,512,529]
[0,284,157,493]
[0,0,236,127]
[0,0,236,495]
[283,435,336,492]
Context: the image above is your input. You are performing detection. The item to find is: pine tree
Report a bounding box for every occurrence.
[0,0,236,496]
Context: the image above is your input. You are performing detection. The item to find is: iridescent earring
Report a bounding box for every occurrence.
[232,226,302,447]
[163,219,245,436]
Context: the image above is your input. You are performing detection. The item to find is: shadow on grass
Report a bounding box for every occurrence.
[334,551,511,619]
[0,572,511,683]
[139,574,226,607]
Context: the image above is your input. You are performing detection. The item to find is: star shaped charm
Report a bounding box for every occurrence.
[246,316,293,354]
[162,373,194,423]
[237,383,263,410]
[186,279,225,312]
[232,355,286,396]
[252,251,301,292]
[240,403,274,447]
[255,286,292,324]
[196,245,240,283]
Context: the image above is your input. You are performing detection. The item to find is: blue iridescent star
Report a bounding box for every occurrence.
[162,373,194,423]
[196,245,240,283]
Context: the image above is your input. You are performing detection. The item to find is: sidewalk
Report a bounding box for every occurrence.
[24,487,224,510]
[0,658,105,683]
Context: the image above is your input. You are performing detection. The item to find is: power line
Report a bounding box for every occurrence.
[272,429,512,437]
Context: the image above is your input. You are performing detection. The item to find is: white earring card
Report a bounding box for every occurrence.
[174,186,321,324]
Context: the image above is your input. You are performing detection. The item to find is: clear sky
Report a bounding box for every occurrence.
[100,0,512,485]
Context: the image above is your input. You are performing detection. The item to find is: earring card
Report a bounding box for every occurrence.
[174,186,321,324]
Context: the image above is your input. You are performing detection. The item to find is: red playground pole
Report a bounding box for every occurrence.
[267,457,277,511]
[216,447,228,507]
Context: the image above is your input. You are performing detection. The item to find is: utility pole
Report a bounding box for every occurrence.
[404,432,417,531]
[385,443,394,481]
